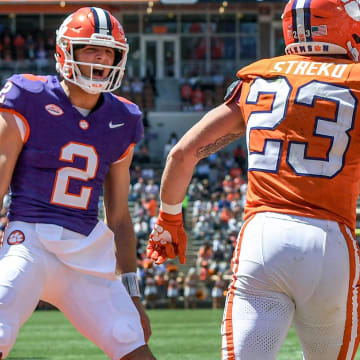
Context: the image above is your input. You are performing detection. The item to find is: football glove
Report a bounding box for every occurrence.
[146,210,187,265]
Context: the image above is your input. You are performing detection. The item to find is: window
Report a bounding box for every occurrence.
[16,15,41,33]
[123,14,139,34]
[44,14,67,33]
[0,15,12,35]
[209,14,236,33]
[181,37,206,60]
[143,14,177,34]
[239,36,257,60]
[126,36,140,77]
[181,14,207,34]
[239,14,258,34]
[211,37,235,60]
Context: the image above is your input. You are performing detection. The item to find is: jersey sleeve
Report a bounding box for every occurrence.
[117,96,144,145]
[111,96,144,164]
[0,75,26,114]
[132,111,144,144]
[0,75,32,142]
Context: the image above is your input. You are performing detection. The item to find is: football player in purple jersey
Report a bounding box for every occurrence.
[0,7,155,360]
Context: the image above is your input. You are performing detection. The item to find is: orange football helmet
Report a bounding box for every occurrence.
[282,0,360,61]
[55,7,129,94]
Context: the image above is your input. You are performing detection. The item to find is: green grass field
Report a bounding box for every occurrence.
[9,309,360,359]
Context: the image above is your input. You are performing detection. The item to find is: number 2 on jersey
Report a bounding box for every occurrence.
[51,142,99,209]
[246,77,355,178]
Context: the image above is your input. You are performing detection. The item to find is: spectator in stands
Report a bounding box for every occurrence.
[193,215,211,241]
[131,76,144,95]
[143,71,158,97]
[144,270,158,309]
[195,158,210,180]
[144,179,159,197]
[154,272,167,299]
[134,215,149,240]
[212,68,225,87]
[211,272,226,309]
[142,194,158,219]
[191,84,204,111]
[132,177,146,201]
[167,270,179,309]
[163,139,175,165]
[233,144,246,174]
[1,29,13,64]
[180,80,193,111]
[141,167,155,180]
[25,33,35,61]
[135,143,151,163]
[197,242,213,268]
[119,75,132,98]
[14,33,25,61]
[184,267,198,309]
[188,178,203,200]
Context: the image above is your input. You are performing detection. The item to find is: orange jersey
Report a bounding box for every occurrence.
[236,54,360,230]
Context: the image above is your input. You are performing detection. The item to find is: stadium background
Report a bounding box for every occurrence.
[2,1,360,357]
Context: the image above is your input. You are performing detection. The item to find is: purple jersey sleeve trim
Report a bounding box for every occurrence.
[112,143,135,165]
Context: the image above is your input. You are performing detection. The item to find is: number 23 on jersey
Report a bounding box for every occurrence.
[246,76,355,178]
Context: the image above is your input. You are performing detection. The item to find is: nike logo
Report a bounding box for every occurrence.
[109,121,125,129]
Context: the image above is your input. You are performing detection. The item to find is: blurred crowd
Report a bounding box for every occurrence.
[0,29,55,73]
[179,69,233,112]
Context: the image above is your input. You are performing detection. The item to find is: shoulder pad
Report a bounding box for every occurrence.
[224,79,242,103]
[9,74,48,94]
[113,95,142,117]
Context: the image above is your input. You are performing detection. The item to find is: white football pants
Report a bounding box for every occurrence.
[222,212,360,360]
[0,221,145,359]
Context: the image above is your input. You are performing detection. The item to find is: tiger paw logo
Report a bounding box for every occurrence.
[7,230,25,245]
[342,0,360,21]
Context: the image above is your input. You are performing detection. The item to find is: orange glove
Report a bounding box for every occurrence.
[146,210,187,265]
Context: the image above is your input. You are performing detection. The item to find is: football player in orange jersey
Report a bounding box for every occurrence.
[147,0,360,358]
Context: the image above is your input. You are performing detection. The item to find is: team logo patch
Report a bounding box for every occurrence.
[7,230,25,245]
[45,104,64,116]
[79,119,89,130]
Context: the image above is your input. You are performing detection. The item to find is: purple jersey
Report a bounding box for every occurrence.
[0,74,144,235]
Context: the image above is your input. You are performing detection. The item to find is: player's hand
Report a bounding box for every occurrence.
[131,297,152,343]
[146,210,187,265]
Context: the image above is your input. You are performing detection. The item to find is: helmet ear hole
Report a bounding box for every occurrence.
[114,49,124,66]
[352,34,360,44]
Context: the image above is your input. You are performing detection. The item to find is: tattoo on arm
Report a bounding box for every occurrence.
[196,133,243,159]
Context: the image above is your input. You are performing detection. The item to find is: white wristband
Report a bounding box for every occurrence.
[160,201,183,215]
[120,272,141,297]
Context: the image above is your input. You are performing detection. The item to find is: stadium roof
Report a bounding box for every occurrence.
[0,0,286,3]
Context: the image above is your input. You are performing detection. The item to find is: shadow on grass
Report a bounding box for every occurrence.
[8,358,47,360]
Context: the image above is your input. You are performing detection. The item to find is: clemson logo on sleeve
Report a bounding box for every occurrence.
[7,230,25,245]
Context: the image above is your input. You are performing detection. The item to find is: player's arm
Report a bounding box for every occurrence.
[161,98,245,205]
[103,146,137,275]
[103,147,152,342]
[0,111,24,207]
[147,98,246,264]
